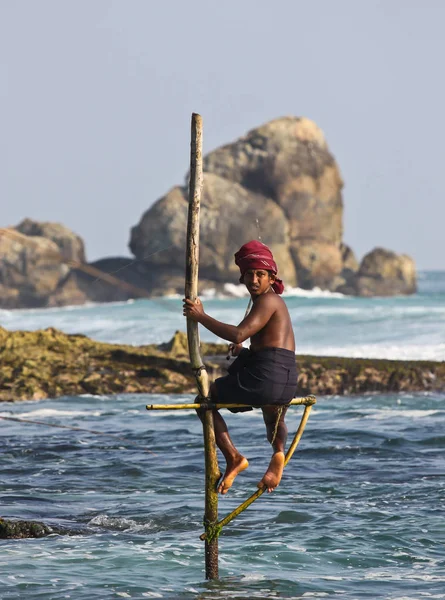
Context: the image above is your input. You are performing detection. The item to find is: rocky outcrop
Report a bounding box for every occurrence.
[0,118,417,307]
[0,222,142,308]
[203,117,344,244]
[339,248,417,296]
[15,218,86,263]
[130,116,416,296]
[0,518,57,539]
[130,172,298,286]
[0,326,199,401]
[0,226,71,308]
[0,328,443,402]
[130,116,347,293]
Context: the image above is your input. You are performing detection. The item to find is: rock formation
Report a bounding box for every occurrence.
[338,247,417,296]
[0,223,71,308]
[0,117,417,308]
[15,218,86,263]
[0,221,143,308]
[130,116,416,297]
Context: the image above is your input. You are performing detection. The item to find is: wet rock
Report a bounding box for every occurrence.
[0,328,443,401]
[0,518,55,539]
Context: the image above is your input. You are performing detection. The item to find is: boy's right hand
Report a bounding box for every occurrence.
[227,343,243,358]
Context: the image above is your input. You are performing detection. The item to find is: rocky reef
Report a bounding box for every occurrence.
[0,116,417,308]
[0,328,442,403]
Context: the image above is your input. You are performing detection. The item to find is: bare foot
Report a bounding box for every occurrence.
[257,451,285,493]
[217,456,249,494]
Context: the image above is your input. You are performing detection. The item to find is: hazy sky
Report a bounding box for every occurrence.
[1,0,443,269]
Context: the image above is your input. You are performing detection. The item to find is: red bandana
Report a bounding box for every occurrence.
[234,240,285,294]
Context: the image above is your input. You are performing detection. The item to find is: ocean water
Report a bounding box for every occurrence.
[0,271,444,361]
[1,272,444,599]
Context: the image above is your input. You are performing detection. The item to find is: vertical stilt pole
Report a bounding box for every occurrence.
[185,113,219,579]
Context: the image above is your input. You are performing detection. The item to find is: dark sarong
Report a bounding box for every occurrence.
[214,347,298,413]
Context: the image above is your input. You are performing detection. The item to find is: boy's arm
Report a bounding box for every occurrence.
[183,295,276,344]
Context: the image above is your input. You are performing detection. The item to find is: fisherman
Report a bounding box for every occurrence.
[183,240,298,495]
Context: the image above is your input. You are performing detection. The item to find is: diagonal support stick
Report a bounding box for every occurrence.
[199,403,314,540]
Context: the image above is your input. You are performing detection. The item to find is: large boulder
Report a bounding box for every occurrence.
[341,248,417,296]
[130,116,345,292]
[0,221,91,309]
[203,117,344,246]
[15,218,86,263]
[0,228,70,308]
[130,172,298,288]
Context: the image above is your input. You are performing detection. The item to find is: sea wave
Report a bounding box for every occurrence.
[6,408,103,419]
[187,283,347,299]
[297,342,445,361]
[87,514,156,533]
[283,286,346,299]
[363,409,443,420]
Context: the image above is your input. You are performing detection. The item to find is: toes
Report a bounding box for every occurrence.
[217,478,231,494]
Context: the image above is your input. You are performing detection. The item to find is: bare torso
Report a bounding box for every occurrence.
[249,292,295,352]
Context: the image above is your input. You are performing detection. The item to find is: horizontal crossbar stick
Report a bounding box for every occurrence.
[146,395,316,411]
[200,403,314,540]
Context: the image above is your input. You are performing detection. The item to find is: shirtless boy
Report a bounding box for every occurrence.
[183,240,297,495]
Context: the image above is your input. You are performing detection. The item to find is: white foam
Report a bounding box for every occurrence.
[88,515,155,532]
[223,283,250,298]
[297,342,445,361]
[240,573,265,582]
[364,409,442,420]
[201,288,217,298]
[283,286,345,299]
[219,283,346,299]
[15,408,102,419]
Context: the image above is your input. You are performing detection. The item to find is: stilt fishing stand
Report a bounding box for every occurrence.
[146,113,316,580]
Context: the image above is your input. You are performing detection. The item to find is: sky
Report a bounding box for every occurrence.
[1,0,443,270]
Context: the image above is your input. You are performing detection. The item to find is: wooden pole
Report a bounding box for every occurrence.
[185,113,219,580]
